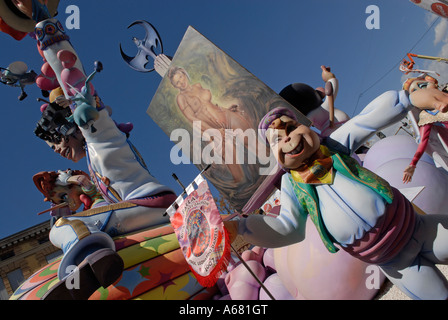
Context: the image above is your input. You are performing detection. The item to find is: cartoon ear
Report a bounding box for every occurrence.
[324,81,334,97]
[315,87,326,100]
[279,83,323,115]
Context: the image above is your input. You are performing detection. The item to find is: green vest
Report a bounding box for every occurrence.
[288,152,394,253]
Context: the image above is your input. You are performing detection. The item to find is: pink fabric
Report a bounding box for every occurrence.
[411,124,432,167]
[342,187,416,264]
[411,122,448,167]
[127,191,177,208]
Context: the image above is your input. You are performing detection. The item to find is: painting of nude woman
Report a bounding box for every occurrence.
[147,26,309,212]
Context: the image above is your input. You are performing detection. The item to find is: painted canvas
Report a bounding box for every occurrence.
[147,26,310,211]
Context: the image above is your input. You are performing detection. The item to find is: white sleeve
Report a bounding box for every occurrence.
[329,90,411,154]
[237,174,307,248]
[321,78,339,111]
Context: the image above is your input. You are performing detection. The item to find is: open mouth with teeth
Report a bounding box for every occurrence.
[285,139,304,158]
[62,148,71,159]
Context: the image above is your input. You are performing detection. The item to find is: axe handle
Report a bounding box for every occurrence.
[154,54,172,77]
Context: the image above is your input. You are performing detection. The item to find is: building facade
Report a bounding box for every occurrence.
[0,220,62,299]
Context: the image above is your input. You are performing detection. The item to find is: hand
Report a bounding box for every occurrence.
[57,170,92,189]
[67,175,93,189]
[403,165,416,184]
[55,95,72,108]
[55,169,73,186]
[321,65,335,82]
[409,87,448,113]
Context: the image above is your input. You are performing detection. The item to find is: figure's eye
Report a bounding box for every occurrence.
[56,21,65,33]
[52,192,68,205]
[45,23,56,35]
[418,82,429,89]
[35,27,44,40]
[285,123,296,135]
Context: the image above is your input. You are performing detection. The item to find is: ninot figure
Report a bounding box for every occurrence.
[402,74,448,184]
[33,88,177,299]
[226,85,448,300]
[0,61,38,100]
[33,169,105,217]
[34,87,176,209]
[32,169,123,300]
[32,166,177,300]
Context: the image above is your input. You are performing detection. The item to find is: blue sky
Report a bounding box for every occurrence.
[0,0,444,239]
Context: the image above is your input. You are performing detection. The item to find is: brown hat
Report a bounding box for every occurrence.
[0,0,60,33]
[32,171,58,202]
[33,169,89,202]
[49,86,64,103]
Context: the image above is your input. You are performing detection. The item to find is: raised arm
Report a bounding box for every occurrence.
[329,90,412,154]
[403,123,432,184]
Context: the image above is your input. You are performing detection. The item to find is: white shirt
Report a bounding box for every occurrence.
[82,109,174,202]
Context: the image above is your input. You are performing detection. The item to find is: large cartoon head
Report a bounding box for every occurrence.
[33,169,90,212]
[259,107,321,170]
[34,17,68,51]
[0,0,59,33]
[402,74,438,93]
[34,101,84,160]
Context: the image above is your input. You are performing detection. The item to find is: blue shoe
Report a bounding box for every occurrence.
[42,248,123,300]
